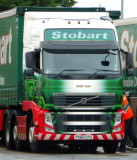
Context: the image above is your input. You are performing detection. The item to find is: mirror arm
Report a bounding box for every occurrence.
[120,48,128,54]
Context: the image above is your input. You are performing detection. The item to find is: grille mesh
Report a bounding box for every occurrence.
[65,125,101,132]
[54,113,115,133]
[66,115,101,121]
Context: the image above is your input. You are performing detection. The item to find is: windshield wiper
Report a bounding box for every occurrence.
[54,69,85,78]
[88,69,119,79]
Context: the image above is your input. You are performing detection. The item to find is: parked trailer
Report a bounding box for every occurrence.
[115,18,137,137]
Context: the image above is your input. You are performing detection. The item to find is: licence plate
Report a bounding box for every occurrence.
[74,135,93,140]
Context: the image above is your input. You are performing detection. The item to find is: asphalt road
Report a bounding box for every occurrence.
[0,145,137,160]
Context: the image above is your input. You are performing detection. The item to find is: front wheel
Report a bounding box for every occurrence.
[28,119,44,153]
[103,141,118,153]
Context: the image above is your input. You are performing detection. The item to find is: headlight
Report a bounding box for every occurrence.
[114,112,122,126]
[44,113,53,126]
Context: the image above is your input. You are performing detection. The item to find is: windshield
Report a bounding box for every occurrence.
[43,50,121,79]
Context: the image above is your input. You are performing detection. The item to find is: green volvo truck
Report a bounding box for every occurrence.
[0,7,132,153]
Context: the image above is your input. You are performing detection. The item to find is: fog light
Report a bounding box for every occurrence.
[45,127,55,133]
[113,126,122,133]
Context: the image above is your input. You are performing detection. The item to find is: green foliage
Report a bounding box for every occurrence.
[0,0,77,11]
[0,0,32,11]
[55,0,77,7]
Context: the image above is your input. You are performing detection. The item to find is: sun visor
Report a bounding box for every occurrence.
[40,41,119,51]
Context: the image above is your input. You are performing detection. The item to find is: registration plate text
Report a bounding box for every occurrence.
[74,135,93,140]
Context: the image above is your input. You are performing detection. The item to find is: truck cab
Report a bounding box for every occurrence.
[24,8,125,153]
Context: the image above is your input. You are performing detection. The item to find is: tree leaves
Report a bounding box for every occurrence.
[0,0,77,11]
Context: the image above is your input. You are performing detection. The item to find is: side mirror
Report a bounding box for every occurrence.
[25,49,40,70]
[126,52,133,68]
[25,51,34,68]
[120,49,133,68]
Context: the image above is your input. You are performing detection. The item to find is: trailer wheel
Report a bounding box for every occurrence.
[28,119,44,153]
[4,116,15,150]
[103,141,118,153]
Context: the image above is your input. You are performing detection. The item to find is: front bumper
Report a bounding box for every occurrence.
[34,132,124,141]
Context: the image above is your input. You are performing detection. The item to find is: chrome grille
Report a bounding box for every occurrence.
[66,125,101,132]
[53,112,115,134]
[66,115,101,121]
[52,93,115,107]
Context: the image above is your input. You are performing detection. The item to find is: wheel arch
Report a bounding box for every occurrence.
[22,101,41,126]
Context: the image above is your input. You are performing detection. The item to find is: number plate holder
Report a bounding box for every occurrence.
[74,135,93,140]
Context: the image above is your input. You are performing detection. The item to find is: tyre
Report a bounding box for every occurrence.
[0,118,6,146]
[103,141,118,153]
[84,145,98,153]
[4,115,15,150]
[28,119,44,153]
[13,118,26,151]
[68,143,81,153]
[80,143,98,153]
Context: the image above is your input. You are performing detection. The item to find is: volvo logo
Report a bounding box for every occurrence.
[80,98,88,104]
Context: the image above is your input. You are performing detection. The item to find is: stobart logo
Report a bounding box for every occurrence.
[45,29,115,41]
[51,31,109,40]
[0,28,12,65]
